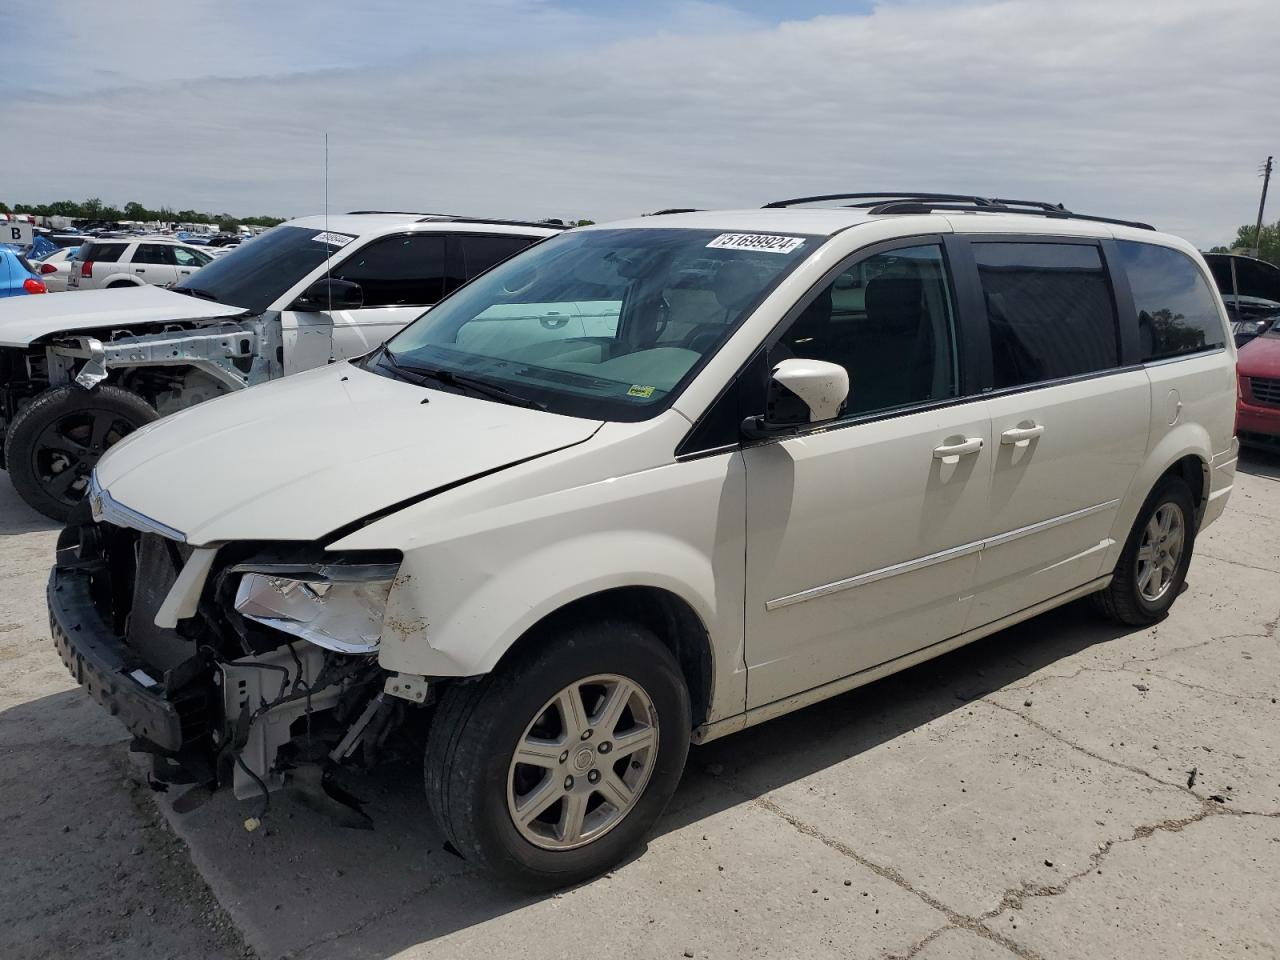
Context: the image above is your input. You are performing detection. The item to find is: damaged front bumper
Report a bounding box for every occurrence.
[49,512,417,803]
[48,564,195,753]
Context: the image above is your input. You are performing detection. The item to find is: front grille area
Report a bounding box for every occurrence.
[1250,376,1280,407]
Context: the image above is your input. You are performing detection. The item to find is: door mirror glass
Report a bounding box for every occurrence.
[292,277,364,312]
[744,358,849,437]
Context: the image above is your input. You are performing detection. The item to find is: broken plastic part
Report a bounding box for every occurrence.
[234,571,395,654]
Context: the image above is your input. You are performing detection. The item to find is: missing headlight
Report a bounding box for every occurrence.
[233,565,398,655]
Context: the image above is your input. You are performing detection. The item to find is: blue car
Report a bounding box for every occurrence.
[1,247,46,296]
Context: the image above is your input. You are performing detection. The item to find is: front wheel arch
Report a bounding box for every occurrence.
[488,586,714,730]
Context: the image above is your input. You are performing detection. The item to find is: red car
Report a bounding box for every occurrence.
[1237,326,1280,449]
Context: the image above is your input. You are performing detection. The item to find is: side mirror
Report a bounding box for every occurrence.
[292,278,363,312]
[742,358,849,439]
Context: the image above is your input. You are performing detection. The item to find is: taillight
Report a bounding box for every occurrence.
[23,278,47,294]
[81,261,93,278]
[39,262,58,275]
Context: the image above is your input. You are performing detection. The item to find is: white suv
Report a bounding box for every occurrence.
[52,194,1238,888]
[67,237,214,290]
[1,213,561,519]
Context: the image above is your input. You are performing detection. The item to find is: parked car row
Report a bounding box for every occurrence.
[33,193,1240,888]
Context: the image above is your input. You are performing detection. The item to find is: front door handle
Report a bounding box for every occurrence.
[1000,423,1045,446]
[932,437,984,461]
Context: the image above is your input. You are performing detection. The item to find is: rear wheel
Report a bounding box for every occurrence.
[1094,475,1197,625]
[425,619,690,889]
[4,384,157,521]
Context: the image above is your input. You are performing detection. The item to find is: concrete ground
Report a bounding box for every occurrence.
[2,453,1277,960]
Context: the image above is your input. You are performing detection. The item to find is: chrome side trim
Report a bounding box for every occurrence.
[981,499,1119,549]
[88,472,187,543]
[765,540,981,610]
[695,574,1114,744]
[765,498,1120,610]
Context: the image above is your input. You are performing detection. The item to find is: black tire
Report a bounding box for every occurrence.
[1094,474,1197,626]
[4,384,157,522]
[425,619,691,889]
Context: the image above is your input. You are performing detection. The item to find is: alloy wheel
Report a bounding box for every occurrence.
[507,674,659,851]
[30,409,136,508]
[1136,501,1185,602]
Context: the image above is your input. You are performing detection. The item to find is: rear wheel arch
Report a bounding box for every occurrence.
[486,586,715,730]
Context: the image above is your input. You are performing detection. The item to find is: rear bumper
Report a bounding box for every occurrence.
[48,565,186,752]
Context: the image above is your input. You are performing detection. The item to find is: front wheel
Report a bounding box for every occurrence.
[1094,475,1197,626]
[3,384,157,521]
[425,619,691,889]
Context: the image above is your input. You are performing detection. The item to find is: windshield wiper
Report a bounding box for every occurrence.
[174,286,220,302]
[378,347,546,410]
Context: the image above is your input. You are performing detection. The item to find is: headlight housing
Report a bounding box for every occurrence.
[233,560,400,655]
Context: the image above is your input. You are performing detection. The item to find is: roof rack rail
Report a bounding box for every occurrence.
[647,208,703,215]
[346,210,448,216]
[762,192,1155,231]
[415,215,570,230]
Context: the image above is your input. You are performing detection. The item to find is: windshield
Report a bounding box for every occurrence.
[382,227,817,420]
[172,225,353,312]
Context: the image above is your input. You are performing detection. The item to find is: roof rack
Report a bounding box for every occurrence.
[415,215,570,230]
[346,210,448,216]
[761,192,1155,231]
[647,208,703,216]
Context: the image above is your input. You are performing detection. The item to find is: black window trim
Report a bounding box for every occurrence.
[676,231,976,458]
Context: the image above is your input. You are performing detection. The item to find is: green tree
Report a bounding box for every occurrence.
[1219,219,1280,264]
[123,201,149,221]
[216,218,240,233]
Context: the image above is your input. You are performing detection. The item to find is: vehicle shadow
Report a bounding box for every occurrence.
[4,596,1137,959]
[0,473,61,536]
[1238,445,1280,480]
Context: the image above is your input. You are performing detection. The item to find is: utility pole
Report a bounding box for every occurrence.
[1253,155,1273,259]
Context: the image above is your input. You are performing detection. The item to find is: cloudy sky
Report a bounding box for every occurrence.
[2,0,1275,247]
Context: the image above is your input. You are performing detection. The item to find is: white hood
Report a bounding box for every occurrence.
[94,363,602,545]
[0,285,247,348]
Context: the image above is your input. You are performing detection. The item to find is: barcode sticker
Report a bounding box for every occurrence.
[312,231,355,248]
[706,233,805,254]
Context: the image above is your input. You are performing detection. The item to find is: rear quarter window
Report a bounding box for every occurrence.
[1116,241,1226,361]
[75,242,127,263]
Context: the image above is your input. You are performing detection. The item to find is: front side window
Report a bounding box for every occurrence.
[975,242,1118,388]
[1116,241,1226,361]
[384,227,818,420]
[332,234,446,307]
[174,247,209,267]
[769,244,959,417]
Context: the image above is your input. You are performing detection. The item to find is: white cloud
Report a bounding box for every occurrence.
[3,0,1275,247]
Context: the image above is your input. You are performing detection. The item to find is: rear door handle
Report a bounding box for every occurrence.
[134,268,146,273]
[1000,423,1045,445]
[932,437,984,460]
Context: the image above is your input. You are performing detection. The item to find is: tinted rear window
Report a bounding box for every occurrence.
[974,242,1119,388]
[75,242,126,263]
[1117,242,1226,361]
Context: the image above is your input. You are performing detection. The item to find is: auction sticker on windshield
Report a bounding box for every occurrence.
[312,231,356,248]
[706,233,805,254]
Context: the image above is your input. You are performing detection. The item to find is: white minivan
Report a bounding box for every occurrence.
[51,194,1237,888]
